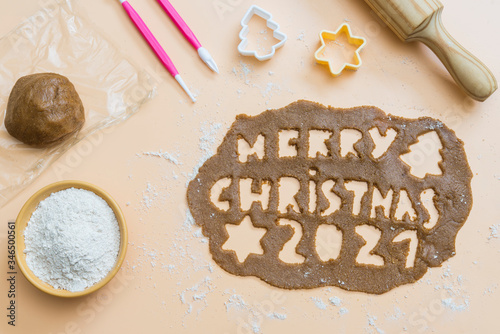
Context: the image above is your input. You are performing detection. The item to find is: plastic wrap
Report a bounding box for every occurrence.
[0,0,155,207]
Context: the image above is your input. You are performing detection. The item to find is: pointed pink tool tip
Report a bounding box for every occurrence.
[197,47,219,74]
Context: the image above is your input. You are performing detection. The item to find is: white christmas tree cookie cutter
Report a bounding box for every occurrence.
[237,5,287,61]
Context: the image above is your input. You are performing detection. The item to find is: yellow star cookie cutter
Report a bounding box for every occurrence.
[314,23,367,77]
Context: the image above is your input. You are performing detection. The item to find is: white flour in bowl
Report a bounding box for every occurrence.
[23,187,121,292]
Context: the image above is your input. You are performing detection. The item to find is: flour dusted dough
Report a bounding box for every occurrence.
[5,73,84,147]
[187,100,473,294]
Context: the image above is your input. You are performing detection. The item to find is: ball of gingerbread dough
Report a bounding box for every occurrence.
[4,73,85,147]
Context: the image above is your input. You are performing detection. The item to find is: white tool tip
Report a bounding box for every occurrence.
[198,47,219,74]
[175,74,196,103]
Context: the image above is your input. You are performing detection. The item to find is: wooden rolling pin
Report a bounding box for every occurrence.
[363,0,497,101]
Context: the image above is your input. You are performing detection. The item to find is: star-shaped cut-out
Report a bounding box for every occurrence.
[222,216,267,263]
[314,23,367,77]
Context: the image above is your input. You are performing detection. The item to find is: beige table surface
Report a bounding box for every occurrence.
[1,0,499,333]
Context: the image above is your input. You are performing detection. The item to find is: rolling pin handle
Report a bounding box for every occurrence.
[409,9,497,102]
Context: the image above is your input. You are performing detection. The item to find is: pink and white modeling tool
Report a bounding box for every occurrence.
[156,0,219,73]
[119,0,196,102]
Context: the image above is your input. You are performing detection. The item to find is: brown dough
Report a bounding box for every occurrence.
[187,100,473,294]
[4,73,85,147]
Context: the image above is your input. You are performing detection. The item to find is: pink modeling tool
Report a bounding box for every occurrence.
[156,0,219,73]
[119,0,196,102]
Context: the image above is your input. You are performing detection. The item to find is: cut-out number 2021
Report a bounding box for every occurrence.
[277,220,419,268]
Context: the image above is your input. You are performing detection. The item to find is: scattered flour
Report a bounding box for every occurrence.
[184,121,224,187]
[24,188,120,292]
[329,296,342,306]
[441,298,470,311]
[385,306,404,321]
[311,297,327,310]
[433,265,471,313]
[141,182,158,210]
[267,312,287,320]
[225,294,249,312]
[232,61,252,85]
[224,292,287,333]
[179,276,214,317]
[488,224,500,239]
[367,314,385,334]
[483,284,498,295]
[143,150,182,165]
